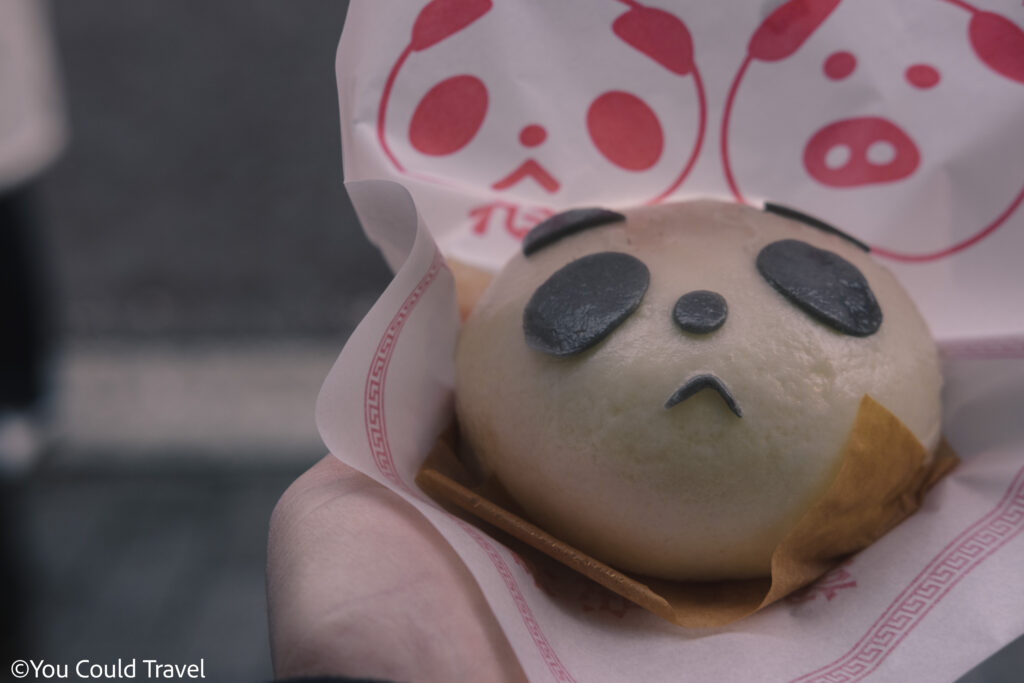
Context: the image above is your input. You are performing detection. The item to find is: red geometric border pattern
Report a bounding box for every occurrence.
[459,520,578,683]
[790,463,1024,683]
[362,249,576,682]
[362,248,446,495]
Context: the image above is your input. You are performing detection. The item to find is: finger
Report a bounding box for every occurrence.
[267,455,525,683]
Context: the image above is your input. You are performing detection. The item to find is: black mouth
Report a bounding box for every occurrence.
[664,374,742,418]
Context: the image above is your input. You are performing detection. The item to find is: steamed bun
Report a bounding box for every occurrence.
[455,200,941,581]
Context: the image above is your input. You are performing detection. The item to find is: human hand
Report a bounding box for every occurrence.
[267,455,526,683]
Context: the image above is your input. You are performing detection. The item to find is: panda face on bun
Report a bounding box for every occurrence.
[455,200,941,581]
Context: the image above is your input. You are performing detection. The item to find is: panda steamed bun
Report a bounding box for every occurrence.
[455,200,941,581]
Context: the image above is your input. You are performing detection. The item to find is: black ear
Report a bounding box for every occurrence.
[524,252,648,356]
[764,202,869,252]
[757,239,882,337]
[522,208,625,256]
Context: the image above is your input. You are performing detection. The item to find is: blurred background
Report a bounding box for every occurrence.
[0,1,1019,681]
[1,1,390,680]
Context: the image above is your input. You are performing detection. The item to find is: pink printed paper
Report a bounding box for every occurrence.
[337,0,1024,349]
[321,2,1024,680]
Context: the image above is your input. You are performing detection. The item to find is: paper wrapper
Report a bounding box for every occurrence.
[338,0,1024,356]
[319,181,1024,682]
[416,397,959,628]
[325,1,1024,679]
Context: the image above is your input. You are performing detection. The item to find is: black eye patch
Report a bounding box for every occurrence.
[522,208,625,256]
[523,252,649,356]
[756,239,882,337]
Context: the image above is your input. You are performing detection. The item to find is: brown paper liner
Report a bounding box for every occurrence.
[447,259,495,322]
[416,395,959,628]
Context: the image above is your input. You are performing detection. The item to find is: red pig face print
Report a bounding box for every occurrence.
[721,0,1024,262]
[377,0,707,209]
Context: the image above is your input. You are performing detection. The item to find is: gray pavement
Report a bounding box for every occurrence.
[41,0,390,342]
[19,461,304,682]
[57,341,338,462]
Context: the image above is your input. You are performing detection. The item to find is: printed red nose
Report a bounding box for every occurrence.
[803,117,919,188]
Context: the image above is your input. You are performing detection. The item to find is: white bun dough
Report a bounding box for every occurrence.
[455,200,942,581]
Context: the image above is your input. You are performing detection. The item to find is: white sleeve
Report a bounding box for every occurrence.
[0,0,67,191]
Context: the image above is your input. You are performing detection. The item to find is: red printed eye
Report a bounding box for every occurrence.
[409,75,488,156]
[905,64,940,89]
[824,51,856,80]
[586,91,663,171]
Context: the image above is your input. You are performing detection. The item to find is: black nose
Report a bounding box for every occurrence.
[673,290,727,334]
